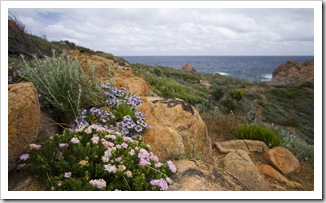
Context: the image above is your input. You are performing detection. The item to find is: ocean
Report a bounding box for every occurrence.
[120,56,314,82]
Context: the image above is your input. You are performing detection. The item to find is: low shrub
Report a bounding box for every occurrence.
[18,126,176,191]
[20,51,101,121]
[229,88,244,101]
[211,87,225,103]
[220,97,238,113]
[235,123,281,148]
[146,77,207,105]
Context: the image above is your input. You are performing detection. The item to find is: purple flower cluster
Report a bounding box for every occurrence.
[72,82,149,138]
[150,179,169,191]
[167,160,177,173]
[101,83,142,110]
[138,148,162,168]
[8,62,22,84]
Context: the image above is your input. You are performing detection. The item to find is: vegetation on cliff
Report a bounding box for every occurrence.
[8,16,314,191]
[130,63,314,163]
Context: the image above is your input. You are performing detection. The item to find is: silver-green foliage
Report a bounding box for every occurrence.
[264,123,314,163]
[20,50,99,116]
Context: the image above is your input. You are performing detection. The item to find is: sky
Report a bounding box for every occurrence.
[9,7,314,56]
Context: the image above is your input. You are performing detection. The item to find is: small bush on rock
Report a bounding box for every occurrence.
[235,123,281,148]
[73,82,149,138]
[18,82,176,191]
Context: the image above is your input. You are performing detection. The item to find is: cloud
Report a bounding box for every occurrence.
[8,8,314,55]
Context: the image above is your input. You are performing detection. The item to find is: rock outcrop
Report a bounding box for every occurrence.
[137,97,212,162]
[215,139,268,153]
[181,63,196,72]
[8,82,40,172]
[220,149,270,191]
[271,60,314,84]
[113,77,154,97]
[262,146,301,175]
[258,164,304,190]
[68,49,134,79]
[169,159,244,191]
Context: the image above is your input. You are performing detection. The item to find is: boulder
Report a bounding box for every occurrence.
[271,60,314,84]
[215,139,268,153]
[258,164,289,183]
[137,98,212,162]
[181,64,196,72]
[258,164,304,190]
[113,77,154,97]
[262,146,301,175]
[169,160,243,191]
[221,149,269,191]
[8,82,40,172]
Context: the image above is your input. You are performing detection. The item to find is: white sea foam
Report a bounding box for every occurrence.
[261,74,273,81]
[216,72,230,76]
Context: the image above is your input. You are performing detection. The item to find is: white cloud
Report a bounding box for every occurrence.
[9,8,314,56]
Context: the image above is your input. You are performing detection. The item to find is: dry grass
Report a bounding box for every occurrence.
[202,111,243,143]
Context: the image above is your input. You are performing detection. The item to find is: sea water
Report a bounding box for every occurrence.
[120,56,313,82]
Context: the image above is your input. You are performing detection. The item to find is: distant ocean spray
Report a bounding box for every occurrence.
[121,56,314,82]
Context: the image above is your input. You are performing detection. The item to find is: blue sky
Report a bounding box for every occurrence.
[9,8,314,56]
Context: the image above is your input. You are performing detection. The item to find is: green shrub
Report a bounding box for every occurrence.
[146,77,207,105]
[220,98,238,113]
[211,87,224,102]
[235,123,281,148]
[20,50,101,121]
[229,88,244,101]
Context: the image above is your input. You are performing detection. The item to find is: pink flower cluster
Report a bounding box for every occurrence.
[138,148,161,167]
[150,179,169,191]
[89,179,106,190]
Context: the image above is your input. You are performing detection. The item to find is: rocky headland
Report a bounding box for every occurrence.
[7,18,314,191]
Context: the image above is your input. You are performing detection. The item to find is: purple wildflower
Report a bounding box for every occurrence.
[149,153,159,162]
[104,164,117,174]
[70,137,80,144]
[64,172,72,178]
[102,141,114,147]
[91,135,100,144]
[89,179,106,190]
[134,125,143,133]
[138,148,150,160]
[56,151,63,159]
[155,162,162,168]
[115,157,122,163]
[20,154,30,161]
[106,134,116,140]
[139,158,151,166]
[121,142,128,149]
[59,143,69,148]
[29,143,41,150]
[167,160,177,173]
[150,179,169,191]
[123,136,132,142]
[129,149,135,156]
[18,163,26,169]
